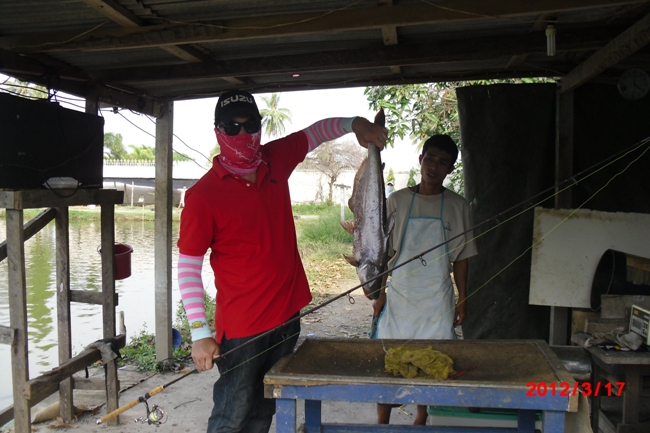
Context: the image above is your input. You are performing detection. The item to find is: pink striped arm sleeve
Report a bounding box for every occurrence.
[303,117,355,152]
[178,253,212,341]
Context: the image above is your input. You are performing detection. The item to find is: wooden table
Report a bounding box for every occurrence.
[265,338,578,433]
[586,347,650,433]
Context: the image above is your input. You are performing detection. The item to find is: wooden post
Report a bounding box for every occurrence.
[549,88,574,346]
[7,210,30,433]
[100,205,119,424]
[55,206,74,421]
[155,101,174,362]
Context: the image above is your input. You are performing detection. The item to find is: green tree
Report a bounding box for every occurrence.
[210,143,220,158]
[127,144,155,160]
[259,93,292,138]
[103,132,128,159]
[173,151,193,162]
[365,80,547,195]
[407,168,417,188]
[386,167,395,184]
[302,140,365,203]
[3,77,48,98]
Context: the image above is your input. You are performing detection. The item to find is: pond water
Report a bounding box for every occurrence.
[0,217,213,410]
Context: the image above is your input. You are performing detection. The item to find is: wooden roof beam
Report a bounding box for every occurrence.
[90,27,617,84]
[560,11,650,93]
[379,0,398,46]
[3,0,644,53]
[506,13,555,68]
[80,0,208,63]
[0,47,163,115]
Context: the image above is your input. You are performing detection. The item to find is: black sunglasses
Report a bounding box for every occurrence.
[218,119,261,136]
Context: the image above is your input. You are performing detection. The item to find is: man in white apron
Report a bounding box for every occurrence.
[372,134,478,425]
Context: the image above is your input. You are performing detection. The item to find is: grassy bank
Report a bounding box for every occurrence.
[3,202,350,224]
[0,205,174,222]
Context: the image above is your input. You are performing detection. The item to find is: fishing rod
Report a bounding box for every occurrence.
[96,367,197,425]
[209,135,650,364]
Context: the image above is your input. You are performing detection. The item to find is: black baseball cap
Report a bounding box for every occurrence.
[214,90,262,125]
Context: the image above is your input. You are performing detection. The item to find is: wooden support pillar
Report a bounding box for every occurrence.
[549,88,575,346]
[55,207,73,421]
[100,205,119,424]
[155,101,174,362]
[85,85,99,115]
[7,210,30,433]
[555,90,574,209]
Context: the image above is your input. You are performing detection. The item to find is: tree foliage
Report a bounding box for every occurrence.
[173,151,193,161]
[127,144,155,160]
[386,167,395,184]
[104,132,129,159]
[302,140,365,203]
[364,79,549,195]
[2,77,48,99]
[259,93,292,139]
[210,143,220,158]
[407,168,417,188]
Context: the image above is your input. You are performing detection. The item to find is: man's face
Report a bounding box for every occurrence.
[419,147,454,187]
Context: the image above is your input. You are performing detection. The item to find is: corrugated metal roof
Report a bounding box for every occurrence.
[2,0,650,113]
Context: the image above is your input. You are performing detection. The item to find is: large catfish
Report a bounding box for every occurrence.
[341,109,395,300]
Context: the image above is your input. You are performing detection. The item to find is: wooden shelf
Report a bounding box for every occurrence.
[1,189,124,433]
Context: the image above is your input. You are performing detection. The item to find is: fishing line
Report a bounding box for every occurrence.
[117,128,649,425]
[134,134,648,401]
[113,110,210,170]
[211,134,650,366]
[218,331,302,376]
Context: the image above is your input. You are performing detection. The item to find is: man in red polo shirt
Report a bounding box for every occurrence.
[177,89,387,433]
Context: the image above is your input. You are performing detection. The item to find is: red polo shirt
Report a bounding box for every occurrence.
[177,131,312,343]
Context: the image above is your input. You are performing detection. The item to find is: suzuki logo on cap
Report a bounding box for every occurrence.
[221,95,253,107]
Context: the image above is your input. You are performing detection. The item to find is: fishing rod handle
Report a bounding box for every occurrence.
[96,398,140,424]
[96,386,164,424]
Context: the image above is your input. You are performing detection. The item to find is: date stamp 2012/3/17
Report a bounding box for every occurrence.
[526,382,625,397]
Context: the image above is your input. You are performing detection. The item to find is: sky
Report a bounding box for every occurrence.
[1,74,421,172]
[101,87,420,172]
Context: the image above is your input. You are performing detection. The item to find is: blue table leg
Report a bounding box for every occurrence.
[517,409,535,432]
[542,410,565,433]
[275,398,297,433]
[305,399,322,433]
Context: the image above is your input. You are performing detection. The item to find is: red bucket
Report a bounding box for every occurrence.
[98,243,133,280]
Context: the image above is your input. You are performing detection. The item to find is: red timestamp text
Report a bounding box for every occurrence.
[525,382,625,397]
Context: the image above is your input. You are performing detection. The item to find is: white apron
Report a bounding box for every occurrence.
[376,188,456,340]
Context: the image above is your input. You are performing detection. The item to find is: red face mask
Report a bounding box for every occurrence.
[214,128,262,175]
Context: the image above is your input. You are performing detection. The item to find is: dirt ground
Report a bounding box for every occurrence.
[6,280,428,433]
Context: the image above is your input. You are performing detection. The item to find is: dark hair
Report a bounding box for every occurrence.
[421,135,458,166]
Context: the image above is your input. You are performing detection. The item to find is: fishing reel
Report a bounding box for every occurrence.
[134,400,167,425]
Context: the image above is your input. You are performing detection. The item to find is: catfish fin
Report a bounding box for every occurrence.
[340,220,355,234]
[343,254,359,267]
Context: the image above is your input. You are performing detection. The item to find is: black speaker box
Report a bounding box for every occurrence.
[0,92,104,189]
